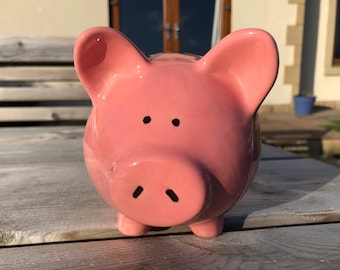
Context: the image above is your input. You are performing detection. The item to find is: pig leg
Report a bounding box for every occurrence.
[189,216,224,238]
[117,213,151,236]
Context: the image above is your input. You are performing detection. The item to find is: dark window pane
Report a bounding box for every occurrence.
[180,1,215,55]
[333,0,340,61]
[120,0,163,55]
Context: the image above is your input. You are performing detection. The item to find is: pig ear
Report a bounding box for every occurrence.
[199,29,278,116]
[74,27,149,101]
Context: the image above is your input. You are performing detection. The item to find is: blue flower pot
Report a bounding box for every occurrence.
[293,95,316,115]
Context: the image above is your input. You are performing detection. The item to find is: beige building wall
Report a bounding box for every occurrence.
[2,0,326,109]
[232,0,299,107]
[0,0,109,37]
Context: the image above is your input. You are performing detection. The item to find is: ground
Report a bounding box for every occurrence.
[260,107,340,167]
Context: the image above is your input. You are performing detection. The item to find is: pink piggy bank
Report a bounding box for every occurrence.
[74,27,278,238]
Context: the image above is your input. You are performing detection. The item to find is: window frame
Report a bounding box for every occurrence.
[325,0,340,74]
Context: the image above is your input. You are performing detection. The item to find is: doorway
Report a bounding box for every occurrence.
[109,0,231,56]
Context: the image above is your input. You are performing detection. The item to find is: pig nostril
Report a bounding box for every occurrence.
[133,186,144,198]
[165,189,179,202]
[143,116,151,124]
[171,118,180,127]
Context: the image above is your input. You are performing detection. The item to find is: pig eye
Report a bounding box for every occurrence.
[143,116,152,124]
[172,118,180,127]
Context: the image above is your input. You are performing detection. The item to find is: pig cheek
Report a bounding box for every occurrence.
[200,121,256,217]
[83,145,112,205]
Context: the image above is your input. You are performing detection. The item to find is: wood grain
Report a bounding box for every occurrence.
[1,223,339,270]
[0,86,88,101]
[1,127,340,246]
[0,35,90,122]
[0,36,75,62]
[0,66,78,82]
[260,143,300,160]
[0,107,90,122]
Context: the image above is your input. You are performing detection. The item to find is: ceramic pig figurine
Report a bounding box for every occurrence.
[74,27,278,238]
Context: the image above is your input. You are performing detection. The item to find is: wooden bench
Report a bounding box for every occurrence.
[0,35,90,124]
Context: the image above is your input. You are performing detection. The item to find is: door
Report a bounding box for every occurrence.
[109,0,231,56]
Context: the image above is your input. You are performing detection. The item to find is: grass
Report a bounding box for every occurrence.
[322,119,340,132]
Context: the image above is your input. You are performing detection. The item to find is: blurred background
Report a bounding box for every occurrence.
[1,0,340,163]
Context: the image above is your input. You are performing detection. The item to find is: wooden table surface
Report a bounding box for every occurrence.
[1,126,340,269]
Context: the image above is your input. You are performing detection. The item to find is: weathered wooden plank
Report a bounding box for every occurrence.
[0,132,291,166]
[1,223,340,270]
[1,127,340,246]
[0,126,84,141]
[0,66,78,81]
[227,159,340,230]
[0,128,84,166]
[0,106,90,122]
[260,143,300,160]
[0,36,75,62]
[0,86,89,101]
[0,36,88,123]
[0,127,297,164]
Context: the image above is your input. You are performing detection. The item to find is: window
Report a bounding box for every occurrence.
[325,0,340,74]
[333,0,340,65]
[109,0,230,56]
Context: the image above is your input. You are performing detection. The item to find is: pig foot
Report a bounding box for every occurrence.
[189,216,224,238]
[117,213,151,236]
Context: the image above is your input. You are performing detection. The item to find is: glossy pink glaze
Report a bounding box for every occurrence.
[74,27,278,238]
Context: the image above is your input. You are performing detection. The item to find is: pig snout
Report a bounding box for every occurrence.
[110,152,209,227]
